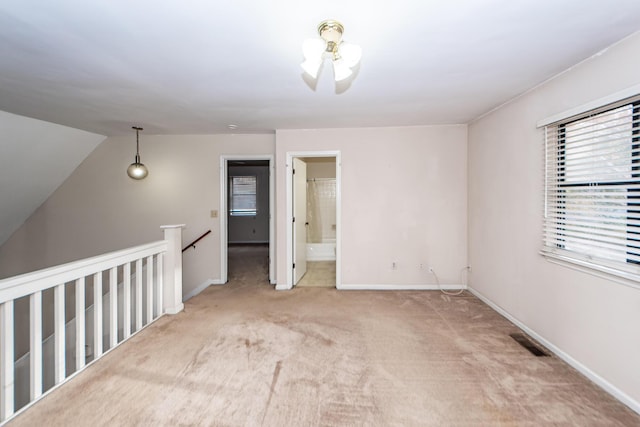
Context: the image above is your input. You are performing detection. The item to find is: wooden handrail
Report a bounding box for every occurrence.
[182,230,212,252]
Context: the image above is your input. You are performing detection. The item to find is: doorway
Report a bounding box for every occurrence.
[220,155,275,285]
[286,151,341,289]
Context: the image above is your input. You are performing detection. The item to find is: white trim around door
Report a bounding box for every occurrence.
[220,154,275,285]
[283,151,341,290]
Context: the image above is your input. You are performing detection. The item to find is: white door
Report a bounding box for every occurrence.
[293,158,307,285]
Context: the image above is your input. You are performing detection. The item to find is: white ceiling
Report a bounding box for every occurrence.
[1,1,640,136]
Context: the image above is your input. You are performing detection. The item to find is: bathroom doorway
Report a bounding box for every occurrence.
[286,151,340,289]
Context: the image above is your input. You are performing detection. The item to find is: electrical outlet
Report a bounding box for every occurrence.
[211,210,218,218]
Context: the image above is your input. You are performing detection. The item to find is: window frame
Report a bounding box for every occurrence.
[542,97,640,285]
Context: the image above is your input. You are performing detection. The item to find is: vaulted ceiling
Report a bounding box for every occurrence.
[2,0,640,136]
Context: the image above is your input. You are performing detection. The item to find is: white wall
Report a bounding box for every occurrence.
[468,32,640,409]
[276,126,468,287]
[0,111,106,246]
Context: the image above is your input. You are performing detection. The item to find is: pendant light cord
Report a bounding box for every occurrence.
[132,126,143,159]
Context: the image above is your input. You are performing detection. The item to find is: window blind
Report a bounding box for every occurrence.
[230,176,257,216]
[542,97,640,278]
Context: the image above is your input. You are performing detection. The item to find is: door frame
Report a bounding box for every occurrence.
[285,151,341,289]
[220,154,275,284]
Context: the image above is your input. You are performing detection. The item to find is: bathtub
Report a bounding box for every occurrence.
[306,240,336,261]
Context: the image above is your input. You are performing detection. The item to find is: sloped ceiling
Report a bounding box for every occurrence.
[0,111,105,246]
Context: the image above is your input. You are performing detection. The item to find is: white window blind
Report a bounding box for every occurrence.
[542,96,640,280]
[230,176,257,216]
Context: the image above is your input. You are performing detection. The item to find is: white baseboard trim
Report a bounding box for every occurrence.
[275,283,292,291]
[307,256,337,262]
[337,283,466,291]
[468,286,640,415]
[183,279,226,301]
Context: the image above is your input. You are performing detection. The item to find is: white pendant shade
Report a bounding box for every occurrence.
[127,162,148,180]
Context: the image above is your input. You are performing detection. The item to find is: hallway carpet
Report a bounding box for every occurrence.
[8,247,640,426]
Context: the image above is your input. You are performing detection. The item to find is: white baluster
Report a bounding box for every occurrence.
[93,272,103,358]
[30,291,42,400]
[75,277,85,371]
[0,301,14,421]
[146,256,154,322]
[123,262,131,339]
[54,284,65,384]
[135,259,142,330]
[156,254,163,317]
[109,267,117,348]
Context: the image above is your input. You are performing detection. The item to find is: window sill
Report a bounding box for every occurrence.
[540,251,640,291]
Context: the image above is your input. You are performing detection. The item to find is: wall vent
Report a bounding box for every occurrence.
[509,333,550,357]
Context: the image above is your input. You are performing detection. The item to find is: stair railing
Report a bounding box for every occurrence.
[0,224,185,423]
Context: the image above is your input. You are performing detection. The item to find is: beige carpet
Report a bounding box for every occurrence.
[8,245,640,426]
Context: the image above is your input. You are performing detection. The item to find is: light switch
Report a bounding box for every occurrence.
[211,210,218,218]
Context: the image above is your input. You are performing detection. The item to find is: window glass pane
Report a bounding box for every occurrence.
[562,105,633,183]
[230,176,257,216]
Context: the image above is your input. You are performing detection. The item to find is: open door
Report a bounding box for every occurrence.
[293,158,307,285]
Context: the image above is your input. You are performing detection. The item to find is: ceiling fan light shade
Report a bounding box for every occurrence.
[302,38,326,60]
[333,60,353,81]
[301,58,323,79]
[339,42,362,68]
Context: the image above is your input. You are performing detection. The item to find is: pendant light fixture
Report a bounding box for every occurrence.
[126,126,148,180]
[301,19,362,82]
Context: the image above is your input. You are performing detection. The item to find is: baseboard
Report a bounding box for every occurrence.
[307,256,337,262]
[337,283,466,291]
[275,283,292,291]
[183,279,226,301]
[468,286,640,415]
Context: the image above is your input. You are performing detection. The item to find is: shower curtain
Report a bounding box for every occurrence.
[306,178,336,244]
